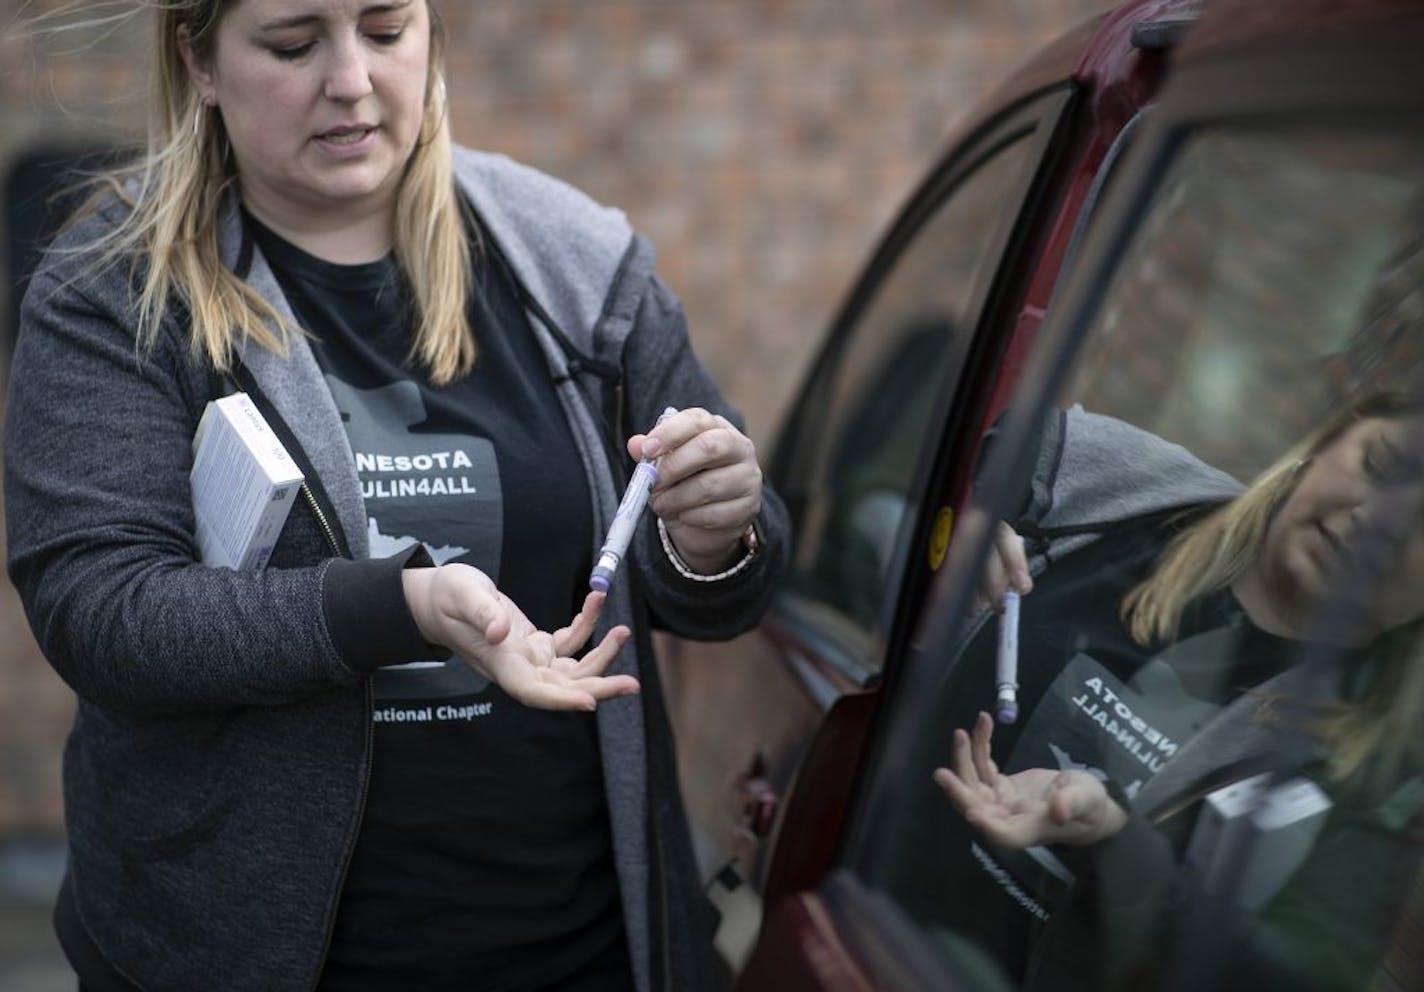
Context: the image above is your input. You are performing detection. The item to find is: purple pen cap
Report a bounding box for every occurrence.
[589,566,614,593]
[996,701,1018,725]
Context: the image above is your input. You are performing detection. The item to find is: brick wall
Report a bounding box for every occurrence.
[0,0,1108,835]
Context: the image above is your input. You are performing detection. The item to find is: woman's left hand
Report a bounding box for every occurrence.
[403,567,638,711]
[628,407,762,574]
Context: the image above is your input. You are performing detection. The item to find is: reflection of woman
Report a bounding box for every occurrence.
[4,2,787,990]
[934,394,1424,991]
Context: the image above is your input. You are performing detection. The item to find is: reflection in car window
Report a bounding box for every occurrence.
[781,123,1046,668]
[1068,128,1424,479]
[862,124,1424,991]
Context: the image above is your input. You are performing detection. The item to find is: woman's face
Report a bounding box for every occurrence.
[184,0,431,233]
[1262,415,1424,638]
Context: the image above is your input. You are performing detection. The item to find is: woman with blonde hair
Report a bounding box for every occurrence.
[930,392,1424,991]
[5,2,788,989]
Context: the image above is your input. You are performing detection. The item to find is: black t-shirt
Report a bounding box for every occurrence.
[247,214,631,991]
[887,511,1301,984]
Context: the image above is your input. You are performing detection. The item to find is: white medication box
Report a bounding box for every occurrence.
[190,393,304,571]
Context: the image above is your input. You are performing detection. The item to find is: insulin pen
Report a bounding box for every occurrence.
[589,407,678,593]
[994,535,1026,725]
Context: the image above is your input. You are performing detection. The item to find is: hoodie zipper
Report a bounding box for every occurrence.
[300,482,343,558]
[214,370,370,990]
[311,680,374,990]
[293,468,370,989]
[294,475,372,989]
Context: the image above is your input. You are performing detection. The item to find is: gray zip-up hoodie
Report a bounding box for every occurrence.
[5,146,789,992]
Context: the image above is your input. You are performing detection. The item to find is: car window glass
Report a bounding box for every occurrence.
[852,122,1424,990]
[778,112,1054,673]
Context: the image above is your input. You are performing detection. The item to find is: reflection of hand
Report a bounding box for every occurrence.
[972,521,1033,613]
[402,564,638,711]
[932,712,1126,848]
[629,407,762,574]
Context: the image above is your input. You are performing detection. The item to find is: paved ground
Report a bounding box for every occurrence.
[0,840,72,991]
[0,904,71,992]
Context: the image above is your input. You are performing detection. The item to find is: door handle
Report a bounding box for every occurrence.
[735,753,779,838]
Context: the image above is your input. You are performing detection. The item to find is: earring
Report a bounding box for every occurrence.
[193,100,207,139]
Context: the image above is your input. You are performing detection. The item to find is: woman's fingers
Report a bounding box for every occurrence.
[524,630,556,666]
[483,612,511,645]
[975,522,1032,612]
[935,768,1001,827]
[641,409,748,472]
[934,767,1039,849]
[649,465,760,523]
[951,727,984,791]
[933,766,981,815]
[438,579,636,712]
[640,410,761,508]
[549,631,638,698]
[973,810,1042,850]
[550,626,630,675]
[564,672,641,701]
[552,591,605,656]
[570,625,631,675]
[977,549,1010,613]
[503,665,639,711]
[504,679,601,712]
[483,624,638,712]
[1048,781,1083,826]
[970,711,1000,786]
[993,522,1032,595]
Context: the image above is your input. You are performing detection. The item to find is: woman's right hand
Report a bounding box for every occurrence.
[401,564,639,711]
[932,712,1126,849]
[972,521,1034,613]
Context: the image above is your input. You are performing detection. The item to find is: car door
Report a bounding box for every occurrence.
[654,80,1079,969]
[740,4,1424,989]
[657,2,1192,980]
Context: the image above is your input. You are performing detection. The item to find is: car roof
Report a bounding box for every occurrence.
[1180,0,1424,60]
[968,0,1195,129]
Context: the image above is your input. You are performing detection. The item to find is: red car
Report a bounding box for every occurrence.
[659,0,1424,988]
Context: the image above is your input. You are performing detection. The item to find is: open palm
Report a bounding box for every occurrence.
[933,712,1126,849]
[404,563,639,711]
[468,586,638,710]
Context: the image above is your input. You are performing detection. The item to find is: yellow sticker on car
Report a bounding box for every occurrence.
[928,506,953,571]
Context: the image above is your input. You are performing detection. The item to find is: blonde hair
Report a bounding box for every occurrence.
[70,0,474,382]
[1121,391,1424,781]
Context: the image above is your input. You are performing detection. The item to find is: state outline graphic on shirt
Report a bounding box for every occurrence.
[325,374,501,703]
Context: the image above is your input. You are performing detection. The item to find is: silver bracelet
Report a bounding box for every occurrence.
[657,517,757,582]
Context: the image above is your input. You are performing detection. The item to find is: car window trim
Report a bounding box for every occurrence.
[768,85,1078,690]
[769,84,1077,491]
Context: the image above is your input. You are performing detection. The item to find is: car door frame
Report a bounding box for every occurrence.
[752,0,1189,911]
[739,12,1424,991]
[752,80,1085,896]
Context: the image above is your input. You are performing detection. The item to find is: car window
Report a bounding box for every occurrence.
[851,122,1424,989]
[776,92,1070,678]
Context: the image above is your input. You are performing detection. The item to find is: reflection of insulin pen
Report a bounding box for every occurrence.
[995,591,1020,724]
[995,536,1025,725]
[589,407,679,593]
